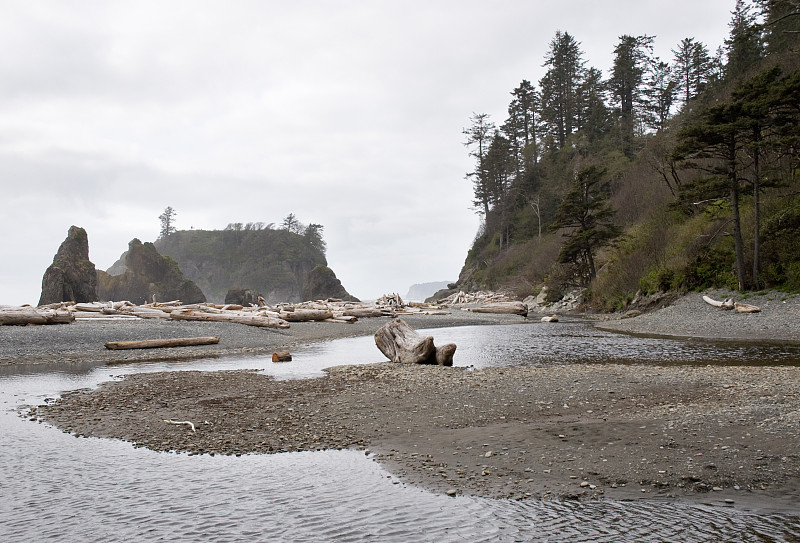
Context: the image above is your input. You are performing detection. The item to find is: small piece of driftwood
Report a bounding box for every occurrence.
[735,302,761,313]
[541,315,559,322]
[702,295,735,309]
[163,419,196,432]
[104,337,220,350]
[272,351,293,362]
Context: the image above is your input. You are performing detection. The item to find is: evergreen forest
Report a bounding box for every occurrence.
[455,0,800,310]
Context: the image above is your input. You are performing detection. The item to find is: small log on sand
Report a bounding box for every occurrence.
[374,318,456,366]
[343,308,395,318]
[105,337,220,350]
[170,309,290,329]
[469,301,528,316]
[0,307,75,326]
[735,302,762,313]
[272,351,292,362]
[541,315,559,322]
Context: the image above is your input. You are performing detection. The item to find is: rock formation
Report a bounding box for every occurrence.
[301,265,358,302]
[224,287,260,306]
[39,226,98,305]
[97,239,206,305]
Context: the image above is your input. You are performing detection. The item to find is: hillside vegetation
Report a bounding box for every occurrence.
[453,0,800,311]
[152,223,356,304]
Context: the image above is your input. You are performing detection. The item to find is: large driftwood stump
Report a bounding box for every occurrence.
[374,318,456,366]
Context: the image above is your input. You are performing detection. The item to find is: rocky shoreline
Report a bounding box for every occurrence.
[13,291,800,513]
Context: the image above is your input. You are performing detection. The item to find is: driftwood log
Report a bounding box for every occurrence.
[469,301,528,316]
[272,351,293,362]
[374,318,456,366]
[343,308,395,318]
[703,295,761,313]
[278,309,333,322]
[170,309,290,329]
[104,337,220,350]
[0,307,75,326]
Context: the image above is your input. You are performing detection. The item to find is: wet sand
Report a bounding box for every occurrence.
[17,294,800,512]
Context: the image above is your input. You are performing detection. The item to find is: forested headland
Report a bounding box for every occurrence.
[453,0,799,311]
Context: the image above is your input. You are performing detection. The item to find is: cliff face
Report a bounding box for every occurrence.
[302,265,358,302]
[97,239,206,305]
[107,228,358,304]
[39,226,98,305]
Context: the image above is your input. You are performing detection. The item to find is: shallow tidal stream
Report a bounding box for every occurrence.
[2,321,800,542]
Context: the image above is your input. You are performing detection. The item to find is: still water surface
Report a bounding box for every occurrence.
[2,321,800,542]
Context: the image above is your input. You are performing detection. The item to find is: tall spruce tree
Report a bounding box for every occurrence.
[610,35,654,152]
[463,112,496,216]
[539,31,585,150]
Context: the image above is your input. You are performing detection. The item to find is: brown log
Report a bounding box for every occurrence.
[169,309,290,329]
[105,337,220,350]
[735,302,761,313]
[272,351,292,362]
[374,318,456,366]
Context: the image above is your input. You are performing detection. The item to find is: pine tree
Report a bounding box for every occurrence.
[610,35,654,151]
[158,206,177,239]
[725,0,764,78]
[463,112,496,216]
[550,167,622,285]
[539,31,586,150]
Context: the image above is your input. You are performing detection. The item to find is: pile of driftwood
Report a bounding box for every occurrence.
[0,295,450,328]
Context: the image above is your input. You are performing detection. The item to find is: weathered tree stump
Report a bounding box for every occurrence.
[374,318,456,366]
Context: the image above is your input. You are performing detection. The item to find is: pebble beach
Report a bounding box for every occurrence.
[8,291,800,512]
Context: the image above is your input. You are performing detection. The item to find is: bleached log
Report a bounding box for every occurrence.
[541,315,559,322]
[0,307,75,325]
[324,316,358,324]
[118,306,171,319]
[374,318,456,366]
[163,419,195,432]
[105,337,220,350]
[170,309,290,329]
[469,301,528,316]
[278,309,333,322]
[735,302,761,313]
[702,295,734,309]
[73,302,107,312]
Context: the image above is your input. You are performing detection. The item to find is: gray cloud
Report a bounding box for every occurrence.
[0,0,735,305]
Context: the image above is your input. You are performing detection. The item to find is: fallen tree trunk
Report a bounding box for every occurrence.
[702,295,735,309]
[105,337,220,350]
[170,309,289,329]
[278,309,333,322]
[468,301,528,316]
[272,351,292,362]
[0,308,75,326]
[343,308,395,318]
[374,318,456,366]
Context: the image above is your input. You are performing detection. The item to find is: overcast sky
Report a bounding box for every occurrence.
[0,0,737,305]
